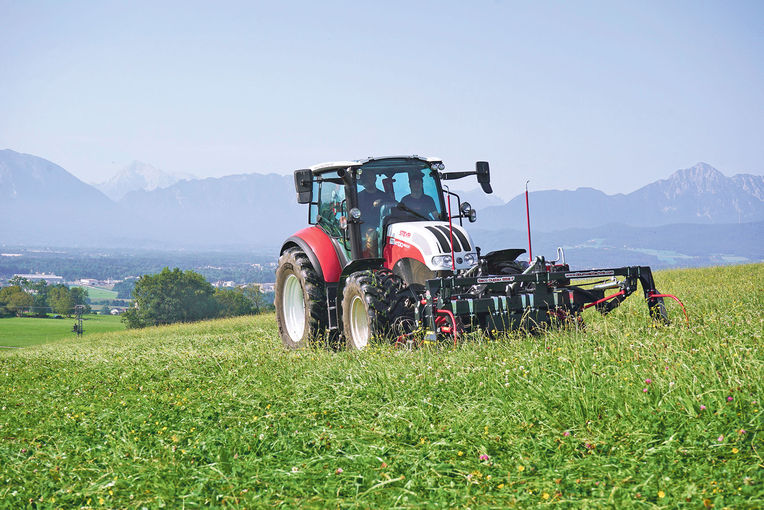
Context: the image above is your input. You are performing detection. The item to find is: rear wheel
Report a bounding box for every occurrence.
[275,247,327,348]
[341,269,402,350]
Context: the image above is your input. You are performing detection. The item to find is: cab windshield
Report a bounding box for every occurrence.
[355,158,443,257]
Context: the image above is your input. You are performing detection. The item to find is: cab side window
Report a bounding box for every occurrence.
[316,173,345,239]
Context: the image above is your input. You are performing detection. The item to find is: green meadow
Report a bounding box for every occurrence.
[73,286,118,302]
[0,315,125,348]
[0,264,761,508]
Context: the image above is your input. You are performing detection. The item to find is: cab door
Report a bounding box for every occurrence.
[310,171,351,265]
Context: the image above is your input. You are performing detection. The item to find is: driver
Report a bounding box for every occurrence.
[356,169,390,256]
[400,171,439,220]
[356,169,389,228]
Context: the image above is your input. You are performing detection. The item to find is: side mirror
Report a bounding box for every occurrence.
[293,169,313,204]
[469,209,477,223]
[476,161,492,194]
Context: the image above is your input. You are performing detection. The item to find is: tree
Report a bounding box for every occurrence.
[113,279,137,299]
[9,276,30,289]
[69,287,91,314]
[31,280,50,317]
[240,284,267,314]
[122,268,218,328]
[0,286,33,316]
[214,288,255,317]
[49,285,74,316]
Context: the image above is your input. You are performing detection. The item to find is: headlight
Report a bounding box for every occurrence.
[431,255,452,268]
[349,207,361,220]
[463,253,477,266]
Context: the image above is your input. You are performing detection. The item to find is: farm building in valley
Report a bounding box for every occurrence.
[13,273,64,285]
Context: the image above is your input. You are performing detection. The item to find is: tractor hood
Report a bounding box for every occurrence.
[385,221,477,271]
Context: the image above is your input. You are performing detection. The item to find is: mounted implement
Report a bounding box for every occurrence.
[275,156,671,349]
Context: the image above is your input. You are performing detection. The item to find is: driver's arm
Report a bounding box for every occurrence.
[426,198,440,220]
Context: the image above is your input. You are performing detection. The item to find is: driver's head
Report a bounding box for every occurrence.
[358,169,377,190]
[409,172,424,195]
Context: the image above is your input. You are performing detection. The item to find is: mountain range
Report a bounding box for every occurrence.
[1,149,762,268]
[479,162,763,231]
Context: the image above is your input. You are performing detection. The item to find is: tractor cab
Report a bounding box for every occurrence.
[348,160,445,257]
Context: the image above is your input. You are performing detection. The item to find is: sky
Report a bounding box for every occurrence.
[1,0,762,199]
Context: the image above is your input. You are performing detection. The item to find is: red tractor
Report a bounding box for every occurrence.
[275,156,670,349]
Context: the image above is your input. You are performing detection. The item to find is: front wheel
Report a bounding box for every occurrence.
[341,269,402,350]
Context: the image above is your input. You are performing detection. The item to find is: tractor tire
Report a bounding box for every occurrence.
[495,260,526,274]
[275,247,327,349]
[341,269,402,350]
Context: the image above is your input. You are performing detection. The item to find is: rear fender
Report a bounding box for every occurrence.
[482,249,526,265]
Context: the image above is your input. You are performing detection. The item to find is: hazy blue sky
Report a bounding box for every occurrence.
[1,0,762,199]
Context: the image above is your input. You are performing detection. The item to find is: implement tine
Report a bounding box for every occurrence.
[637,266,671,324]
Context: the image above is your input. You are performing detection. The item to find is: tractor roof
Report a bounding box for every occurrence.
[309,155,442,174]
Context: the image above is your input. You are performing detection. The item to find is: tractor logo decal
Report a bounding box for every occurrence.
[390,238,412,249]
[477,276,516,283]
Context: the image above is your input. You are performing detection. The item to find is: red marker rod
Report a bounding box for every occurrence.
[525,180,532,263]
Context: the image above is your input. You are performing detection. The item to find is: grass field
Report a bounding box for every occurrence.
[0,264,761,508]
[74,285,118,302]
[0,315,125,348]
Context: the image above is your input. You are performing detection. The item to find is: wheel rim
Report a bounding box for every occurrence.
[282,274,305,340]
[349,295,369,349]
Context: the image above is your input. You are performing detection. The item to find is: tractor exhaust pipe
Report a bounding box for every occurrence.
[338,167,363,260]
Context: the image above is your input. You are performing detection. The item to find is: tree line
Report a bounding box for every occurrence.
[0,277,89,317]
[122,268,273,329]
[0,269,273,326]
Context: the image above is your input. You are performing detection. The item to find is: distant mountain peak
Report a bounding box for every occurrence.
[670,162,724,180]
[95,161,190,201]
[656,162,728,196]
[687,161,721,173]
